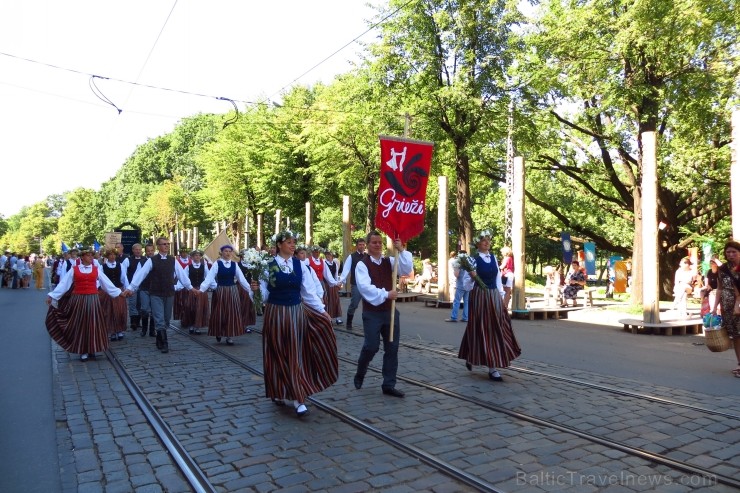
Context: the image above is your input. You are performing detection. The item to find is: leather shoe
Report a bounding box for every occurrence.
[382,387,405,398]
[465,361,472,371]
[353,374,364,389]
[295,404,309,417]
[444,318,457,322]
[216,336,222,342]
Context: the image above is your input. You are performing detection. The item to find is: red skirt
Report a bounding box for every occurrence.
[46,292,111,354]
[180,289,210,328]
[207,285,243,338]
[458,286,521,368]
[262,302,338,402]
[173,289,186,320]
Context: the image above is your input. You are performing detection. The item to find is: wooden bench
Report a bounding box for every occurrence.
[396,293,421,303]
[558,287,596,307]
[619,318,703,336]
[512,308,570,320]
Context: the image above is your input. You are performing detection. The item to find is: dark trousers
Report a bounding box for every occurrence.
[347,284,363,318]
[356,309,400,389]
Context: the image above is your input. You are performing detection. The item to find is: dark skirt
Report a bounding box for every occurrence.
[173,289,186,320]
[238,285,257,327]
[262,302,338,402]
[207,285,243,338]
[99,289,128,334]
[324,282,342,319]
[180,289,210,328]
[46,292,111,354]
[458,286,521,368]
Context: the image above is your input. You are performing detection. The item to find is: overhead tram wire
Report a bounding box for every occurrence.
[265,0,419,101]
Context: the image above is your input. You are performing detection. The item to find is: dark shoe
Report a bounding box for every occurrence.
[353,374,364,389]
[160,330,169,353]
[346,316,353,329]
[489,370,503,382]
[382,387,405,398]
[155,332,163,350]
[149,327,156,337]
[193,328,201,335]
[445,318,457,322]
[272,399,286,407]
[188,327,195,334]
[465,361,472,371]
[335,318,343,325]
[295,404,309,417]
[216,336,222,343]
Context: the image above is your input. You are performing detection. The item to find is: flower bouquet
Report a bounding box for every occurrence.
[240,248,272,313]
[454,253,487,289]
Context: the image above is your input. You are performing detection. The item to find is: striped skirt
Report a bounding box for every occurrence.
[180,289,210,328]
[262,302,338,402]
[46,292,111,354]
[173,289,186,320]
[238,285,257,327]
[458,286,521,368]
[324,282,342,319]
[207,284,243,338]
[99,289,128,334]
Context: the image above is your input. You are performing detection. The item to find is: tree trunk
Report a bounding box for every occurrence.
[455,152,473,249]
[631,189,643,306]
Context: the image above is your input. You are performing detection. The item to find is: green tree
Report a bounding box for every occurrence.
[57,188,105,247]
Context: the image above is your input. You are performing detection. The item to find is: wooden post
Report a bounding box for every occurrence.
[168,231,175,256]
[192,227,198,250]
[305,202,313,246]
[732,109,740,240]
[342,196,352,295]
[437,176,450,302]
[256,214,264,249]
[511,156,526,311]
[186,229,191,250]
[275,210,282,235]
[642,130,660,324]
[244,210,250,249]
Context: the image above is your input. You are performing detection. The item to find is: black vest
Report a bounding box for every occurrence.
[188,263,206,287]
[148,256,176,297]
[102,262,123,288]
[349,251,365,286]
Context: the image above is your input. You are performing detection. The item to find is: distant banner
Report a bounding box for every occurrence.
[613,260,628,294]
[203,230,233,263]
[701,242,713,274]
[374,135,434,243]
[584,242,596,275]
[688,247,698,275]
[561,232,572,265]
[104,232,122,252]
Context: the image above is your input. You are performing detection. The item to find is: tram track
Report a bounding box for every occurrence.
[103,323,739,491]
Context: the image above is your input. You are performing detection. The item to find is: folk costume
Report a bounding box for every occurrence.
[340,248,367,328]
[200,259,251,344]
[100,259,129,340]
[173,254,191,321]
[128,254,194,353]
[121,253,150,335]
[237,259,257,332]
[178,259,209,334]
[46,262,122,360]
[457,252,521,378]
[322,256,343,324]
[257,255,338,415]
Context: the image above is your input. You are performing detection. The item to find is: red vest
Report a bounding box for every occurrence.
[73,265,98,295]
[308,255,324,280]
[177,257,191,269]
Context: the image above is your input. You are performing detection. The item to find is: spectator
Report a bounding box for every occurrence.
[671,256,694,318]
[562,260,586,307]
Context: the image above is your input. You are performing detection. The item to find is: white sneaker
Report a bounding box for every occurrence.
[80,354,89,361]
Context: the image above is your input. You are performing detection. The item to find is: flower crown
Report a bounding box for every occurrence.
[272,230,300,244]
[472,229,493,244]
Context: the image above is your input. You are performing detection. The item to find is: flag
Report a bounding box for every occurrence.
[374,136,434,243]
[202,230,234,263]
[61,242,69,253]
[93,240,101,252]
[584,242,596,275]
[561,232,572,265]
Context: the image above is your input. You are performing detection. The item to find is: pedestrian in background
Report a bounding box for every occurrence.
[446,251,471,323]
[710,241,740,378]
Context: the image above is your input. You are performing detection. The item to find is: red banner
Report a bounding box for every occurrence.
[374,136,434,243]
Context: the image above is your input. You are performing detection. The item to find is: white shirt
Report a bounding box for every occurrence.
[323,259,341,286]
[48,263,122,301]
[255,255,326,313]
[339,250,365,284]
[199,259,249,292]
[355,250,413,306]
[128,255,193,292]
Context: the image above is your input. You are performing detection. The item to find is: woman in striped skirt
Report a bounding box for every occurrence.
[45,248,123,361]
[99,248,129,341]
[179,250,210,335]
[322,251,344,325]
[198,245,250,345]
[251,231,338,417]
[458,231,521,381]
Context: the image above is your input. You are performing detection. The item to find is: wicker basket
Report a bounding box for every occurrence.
[704,327,732,352]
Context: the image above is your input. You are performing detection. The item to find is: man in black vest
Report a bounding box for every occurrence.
[339,237,367,329]
[352,231,413,398]
[123,238,194,353]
